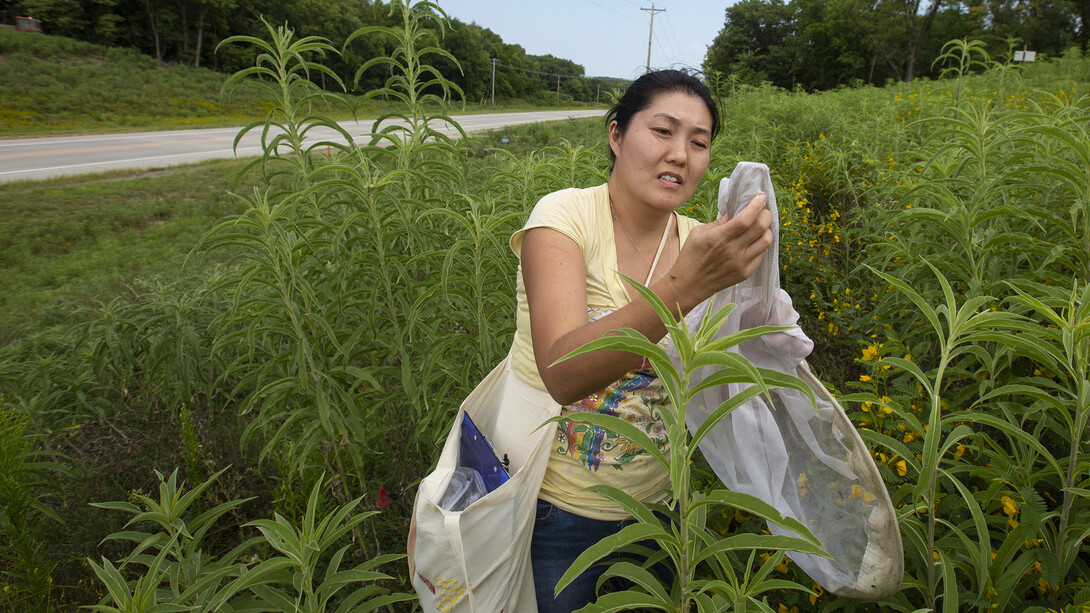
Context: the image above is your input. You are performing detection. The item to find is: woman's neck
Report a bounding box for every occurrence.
[606,179,673,239]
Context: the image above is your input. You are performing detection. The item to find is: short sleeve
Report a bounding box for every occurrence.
[510,187,596,259]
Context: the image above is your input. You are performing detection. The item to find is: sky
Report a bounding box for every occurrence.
[434,1,736,80]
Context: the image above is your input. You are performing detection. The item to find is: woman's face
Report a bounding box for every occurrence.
[609,90,713,214]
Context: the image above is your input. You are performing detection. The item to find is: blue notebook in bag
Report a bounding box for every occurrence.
[459,411,510,493]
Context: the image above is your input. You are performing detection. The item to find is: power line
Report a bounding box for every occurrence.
[493,61,580,79]
[587,0,642,24]
[491,59,620,82]
[661,10,691,68]
[653,30,672,69]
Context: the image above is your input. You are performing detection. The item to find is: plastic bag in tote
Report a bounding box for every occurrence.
[407,356,560,613]
[668,162,904,599]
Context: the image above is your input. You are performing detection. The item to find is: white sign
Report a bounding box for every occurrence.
[1014,50,1037,63]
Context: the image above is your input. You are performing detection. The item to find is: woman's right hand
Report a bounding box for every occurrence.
[522,192,773,404]
[668,192,773,309]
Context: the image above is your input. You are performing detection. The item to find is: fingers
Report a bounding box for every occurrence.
[716,194,773,250]
[706,192,767,227]
[735,192,769,225]
[671,191,775,300]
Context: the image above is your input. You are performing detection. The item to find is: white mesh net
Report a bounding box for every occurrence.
[668,162,903,599]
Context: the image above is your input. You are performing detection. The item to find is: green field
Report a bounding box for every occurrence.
[2,3,1089,611]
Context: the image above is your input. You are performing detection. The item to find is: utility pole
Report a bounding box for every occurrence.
[556,73,561,104]
[490,58,497,105]
[641,3,665,74]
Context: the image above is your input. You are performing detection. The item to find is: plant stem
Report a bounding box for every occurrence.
[1055,333,1088,582]
[925,345,951,611]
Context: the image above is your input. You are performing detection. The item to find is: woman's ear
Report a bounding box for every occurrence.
[608,120,622,159]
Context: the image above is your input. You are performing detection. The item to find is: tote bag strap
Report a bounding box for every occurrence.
[444,511,477,610]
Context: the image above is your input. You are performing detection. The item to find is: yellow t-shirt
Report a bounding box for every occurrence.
[509,183,697,520]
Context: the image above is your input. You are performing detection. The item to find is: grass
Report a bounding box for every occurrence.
[0,28,273,135]
[0,161,251,342]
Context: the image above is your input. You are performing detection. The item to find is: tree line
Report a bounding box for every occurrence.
[704,0,1088,91]
[0,0,627,104]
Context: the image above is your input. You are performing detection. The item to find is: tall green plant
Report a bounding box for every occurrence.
[217,477,415,612]
[218,17,353,187]
[0,404,67,611]
[858,263,1053,611]
[209,20,375,513]
[992,281,1090,608]
[551,280,828,612]
[1013,92,1090,281]
[423,194,522,384]
[197,184,383,511]
[203,0,490,528]
[90,467,256,609]
[90,469,413,612]
[932,39,992,108]
[345,0,465,181]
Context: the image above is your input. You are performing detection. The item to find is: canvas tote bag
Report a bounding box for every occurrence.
[669,162,904,599]
[408,355,560,613]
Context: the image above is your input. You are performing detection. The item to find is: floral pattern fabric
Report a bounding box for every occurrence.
[538,306,673,519]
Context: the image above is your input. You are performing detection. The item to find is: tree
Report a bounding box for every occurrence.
[140,0,165,65]
[190,0,234,68]
[703,0,796,88]
[843,0,950,82]
[789,0,874,88]
[976,0,1082,58]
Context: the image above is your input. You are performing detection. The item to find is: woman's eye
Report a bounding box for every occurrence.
[693,141,709,149]
[653,127,671,136]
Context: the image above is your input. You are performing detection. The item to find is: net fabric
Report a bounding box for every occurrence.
[668,162,903,598]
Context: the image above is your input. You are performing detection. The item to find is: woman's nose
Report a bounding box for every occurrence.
[664,137,686,165]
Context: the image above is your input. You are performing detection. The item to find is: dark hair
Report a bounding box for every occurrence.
[606,69,720,165]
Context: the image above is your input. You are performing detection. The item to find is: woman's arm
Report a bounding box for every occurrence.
[523,193,773,405]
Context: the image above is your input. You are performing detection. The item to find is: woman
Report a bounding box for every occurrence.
[508,69,773,612]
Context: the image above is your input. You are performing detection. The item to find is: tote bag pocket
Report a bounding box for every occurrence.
[408,357,559,613]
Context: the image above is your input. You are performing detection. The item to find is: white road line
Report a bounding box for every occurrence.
[0,146,265,176]
[0,128,244,148]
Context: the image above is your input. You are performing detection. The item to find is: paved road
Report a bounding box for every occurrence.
[0,109,606,183]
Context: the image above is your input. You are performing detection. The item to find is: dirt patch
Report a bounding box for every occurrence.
[135,169,178,180]
[55,167,183,187]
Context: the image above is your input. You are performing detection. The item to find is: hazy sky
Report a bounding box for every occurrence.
[434,1,735,80]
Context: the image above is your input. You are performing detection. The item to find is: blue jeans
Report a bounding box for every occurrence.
[531,500,635,613]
